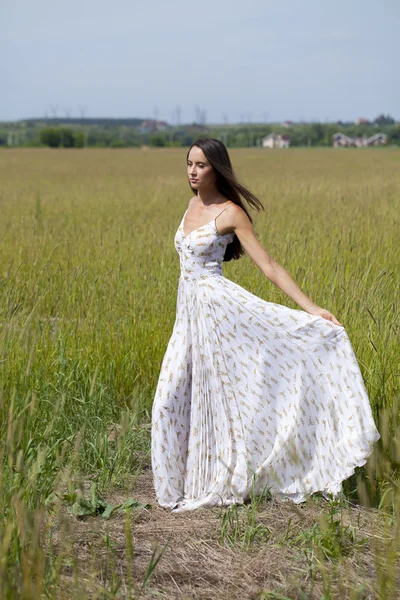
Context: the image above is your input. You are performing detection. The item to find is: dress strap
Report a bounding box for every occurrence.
[215,201,233,220]
[214,202,234,235]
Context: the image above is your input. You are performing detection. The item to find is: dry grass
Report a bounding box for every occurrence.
[46,468,399,599]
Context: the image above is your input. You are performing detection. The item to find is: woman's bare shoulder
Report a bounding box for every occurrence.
[227,201,248,219]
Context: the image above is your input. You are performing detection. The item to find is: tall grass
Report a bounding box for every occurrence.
[0,147,399,597]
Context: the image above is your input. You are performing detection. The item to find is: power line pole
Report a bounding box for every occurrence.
[168,110,174,144]
[176,104,181,126]
[78,105,88,147]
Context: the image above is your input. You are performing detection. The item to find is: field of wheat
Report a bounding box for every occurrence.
[0,147,399,598]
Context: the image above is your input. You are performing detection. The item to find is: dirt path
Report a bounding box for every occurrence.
[58,467,397,599]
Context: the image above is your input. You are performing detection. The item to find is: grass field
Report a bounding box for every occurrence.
[0,147,399,598]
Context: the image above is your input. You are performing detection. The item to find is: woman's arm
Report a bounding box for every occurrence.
[222,204,343,326]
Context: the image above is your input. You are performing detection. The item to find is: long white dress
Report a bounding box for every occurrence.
[151,204,380,513]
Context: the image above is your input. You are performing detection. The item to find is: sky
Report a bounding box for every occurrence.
[1,0,399,124]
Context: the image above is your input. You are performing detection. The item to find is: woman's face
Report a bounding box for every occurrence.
[187,146,216,190]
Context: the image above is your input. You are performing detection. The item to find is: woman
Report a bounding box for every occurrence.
[151,137,380,513]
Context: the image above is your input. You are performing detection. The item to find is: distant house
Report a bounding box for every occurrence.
[139,119,169,133]
[262,133,290,149]
[366,133,388,146]
[332,132,388,147]
[139,120,154,133]
[185,124,209,132]
[356,117,370,125]
[155,120,169,131]
[353,135,369,147]
[282,120,295,128]
[332,133,354,147]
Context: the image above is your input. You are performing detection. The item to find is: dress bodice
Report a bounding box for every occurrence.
[174,210,235,281]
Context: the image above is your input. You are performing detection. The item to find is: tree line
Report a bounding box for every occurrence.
[1,117,399,149]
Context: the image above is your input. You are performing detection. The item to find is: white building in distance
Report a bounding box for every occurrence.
[262,133,290,148]
[332,132,388,147]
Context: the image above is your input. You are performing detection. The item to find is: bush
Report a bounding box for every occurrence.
[149,135,166,147]
[74,131,85,148]
[40,127,83,148]
[40,127,61,147]
[110,140,124,148]
[59,127,75,148]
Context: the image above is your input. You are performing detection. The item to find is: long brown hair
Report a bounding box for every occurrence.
[186,137,265,261]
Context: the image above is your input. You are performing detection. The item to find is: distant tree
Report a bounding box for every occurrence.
[388,125,400,143]
[74,131,85,147]
[310,122,325,143]
[40,127,85,147]
[150,134,166,147]
[40,127,61,147]
[374,114,395,125]
[59,127,75,147]
[110,140,124,148]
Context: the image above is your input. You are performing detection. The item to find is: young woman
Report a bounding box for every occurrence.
[151,137,380,513]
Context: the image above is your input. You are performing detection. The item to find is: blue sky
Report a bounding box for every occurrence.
[1,0,399,124]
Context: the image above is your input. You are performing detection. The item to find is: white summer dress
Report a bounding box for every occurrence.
[151,202,380,513]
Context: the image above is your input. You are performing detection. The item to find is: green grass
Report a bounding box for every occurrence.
[0,147,399,598]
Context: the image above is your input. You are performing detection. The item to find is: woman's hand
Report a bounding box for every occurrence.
[306,306,343,327]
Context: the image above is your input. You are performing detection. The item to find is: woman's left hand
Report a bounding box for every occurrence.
[307,306,343,327]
